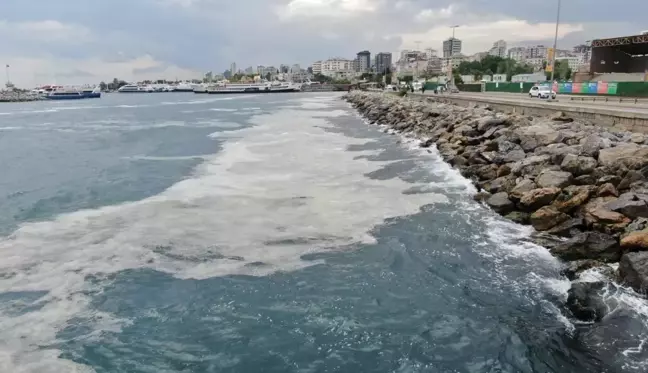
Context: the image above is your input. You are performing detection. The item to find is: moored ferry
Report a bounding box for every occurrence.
[45,87,85,100]
[207,81,302,94]
[81,86,102,98]
[118,84,154,93]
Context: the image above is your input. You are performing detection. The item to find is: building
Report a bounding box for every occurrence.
[426,56,442,74]
[230,63,237,76]
[443,38,462,57]
[424,48,438,59]
[440,54,467,73]
[526,45,548,59]
[280,64,290,73]
[525,57,545,70]
[374,52,392,74]
[320,58,354,77]
[311,61,322,75]
[508,47,526,62]
[556,56,582,71]
[291,64,301,73]
[489,40,507,58]
[468,52,489,62]
[244,66,253,74]
[356,50,371,72]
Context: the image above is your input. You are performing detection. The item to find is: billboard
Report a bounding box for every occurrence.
[545,48,555,72]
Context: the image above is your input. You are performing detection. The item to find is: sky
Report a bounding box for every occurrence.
[0,0,645,87]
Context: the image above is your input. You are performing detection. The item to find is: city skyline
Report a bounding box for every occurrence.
[1,0,645,86]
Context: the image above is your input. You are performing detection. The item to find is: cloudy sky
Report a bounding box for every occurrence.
[0,0,644,86]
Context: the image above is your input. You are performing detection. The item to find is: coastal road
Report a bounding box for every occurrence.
[415,91,648,116]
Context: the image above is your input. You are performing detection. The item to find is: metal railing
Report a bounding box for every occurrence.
[568,96,648,104]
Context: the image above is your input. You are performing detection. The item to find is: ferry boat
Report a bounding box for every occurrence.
[193,84,211,94]
[81,86,101,98]
[118,84,154,93]
[173,82,196,92]
[45,87,85,100]
[207,81,302,94]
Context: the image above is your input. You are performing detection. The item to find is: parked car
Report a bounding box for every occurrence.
[529,85,556,99]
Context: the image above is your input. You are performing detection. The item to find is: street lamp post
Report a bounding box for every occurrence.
[547,0,561,102]
[448,25,459,89]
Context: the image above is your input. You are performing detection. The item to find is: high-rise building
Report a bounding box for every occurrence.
[244,66,253,74]
[311,61,322,75]
[526,45,548,59]
[488,40,507,58]
[356,50,371,72]
[443,38,462,58]
[291,64,301,73]
[508,47,526,62]
[374,52,392,74]
[424,48,438,59]
[230,63,237,76]
[280,64,290,73]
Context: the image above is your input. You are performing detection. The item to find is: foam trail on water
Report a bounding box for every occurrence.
[0,95,447,371]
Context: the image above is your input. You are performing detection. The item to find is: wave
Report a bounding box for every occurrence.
[0,95,447,371]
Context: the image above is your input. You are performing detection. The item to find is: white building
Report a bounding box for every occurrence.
[443,38,462,57]
[291,64,301,73]
[527,45,548,59]
[489,40,507,58]
[525,57,545,70]
[311,61,322,75]
[230,63,237,75]
[424,48,438,59]
[556,56,581,71]
[320,58,354,77]
[440,55,467,74]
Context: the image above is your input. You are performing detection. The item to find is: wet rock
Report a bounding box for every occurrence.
[505,211,530,224]
[619,252,648,294]
[473,191,491,203]
[547,218,585,238]
[626,218,648,235]
[597,183,619,197]
[560,154,597,176]
[528,231,565,251]
[486,192,514,214]
[551,232,620,262]
[536,170,573,189]
[530,206,570,231]
[485,175,516,194]
[620,229,648,251]
[561,259,605,281]
[566,281,608,322]
[519,187,561,211]
[509,179,537,202]
[553,185,594,214]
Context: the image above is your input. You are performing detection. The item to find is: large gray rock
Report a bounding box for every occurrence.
[553,185,594,213]
[517,124,564,152]
[560,154,597,176]
[605,193,648,219]
[547,218,585,238]
[566,281,608,322]
[619,252,648,294]
[551,232,620,262]
[598,143,648,170]
[486,192,515,214]
[580,134,610,158]
[510,155,552,176]
[535,144,582,165]
[509,179,537,201]
[536,170,573,189]
[561,259,604,280]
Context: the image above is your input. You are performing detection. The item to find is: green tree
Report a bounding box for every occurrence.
[265,72,272,81]
[359,72,373,81]
[385,74,392,85]
[99,81,107,91]
[401,75,413,83]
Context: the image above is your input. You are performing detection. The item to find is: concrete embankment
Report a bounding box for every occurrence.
[0,91,43,103]
[345,91,648,322]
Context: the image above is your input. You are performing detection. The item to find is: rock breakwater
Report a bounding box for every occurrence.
[345,91,648,321]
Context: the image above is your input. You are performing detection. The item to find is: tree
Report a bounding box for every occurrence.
[401,75,413,83]
[265,72,272,81]
[359,72,373,81]
[99,81,107,91]
[385,74,392,85]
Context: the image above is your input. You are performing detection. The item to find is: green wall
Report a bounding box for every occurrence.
[481,81,648,97]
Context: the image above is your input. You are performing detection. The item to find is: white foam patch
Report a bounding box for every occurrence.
[0,95,446,371]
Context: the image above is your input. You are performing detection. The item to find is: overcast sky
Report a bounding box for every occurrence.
[0,0,644,86]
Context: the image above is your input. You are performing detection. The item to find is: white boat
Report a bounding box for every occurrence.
[45,87,85,100]
[207,81,302,94]
[173,82,196,92]
[118,84,154,93]
[193,84,209,94]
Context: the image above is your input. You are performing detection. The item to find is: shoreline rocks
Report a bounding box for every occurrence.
[344,91,648,320]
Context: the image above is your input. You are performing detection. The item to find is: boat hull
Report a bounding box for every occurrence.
[83,92,101,98]
[45,95,86,100]
[207,88,301,94]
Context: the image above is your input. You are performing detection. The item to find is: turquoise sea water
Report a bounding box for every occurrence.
[0,92,647,372]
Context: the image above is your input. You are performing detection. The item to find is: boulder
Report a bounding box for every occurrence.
[617,170,646,191]
[626,218,648,235]
[473,191,491,203]
[505,211,530,225]
[486,192,515,214]
[535,144,582,165]
[596,175,622,187]
[550,232,620,262]
[550,111,574,122]
[536,170,573,189]
[530,206,570,231]
[510,155,552,176]
[605,193,648,219]
[547,218,585,238]
[619,252,648,294]
[497,164,512,177]
[485,175,517,194]
[582,197,632,231]
[553,185,594,213]
[631,133,646,144]
[561,260,604,281]
[597,183,619,198]
[519,187,561,211]
[573,174,597,186]
[580,134,610,158]
[477,117,507,133]
[517,125,564,152]
[509,179,538,201]
[620,229,648,251]
[598,143,648,170]
[560,154,597,176]
[566,281,608,322]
